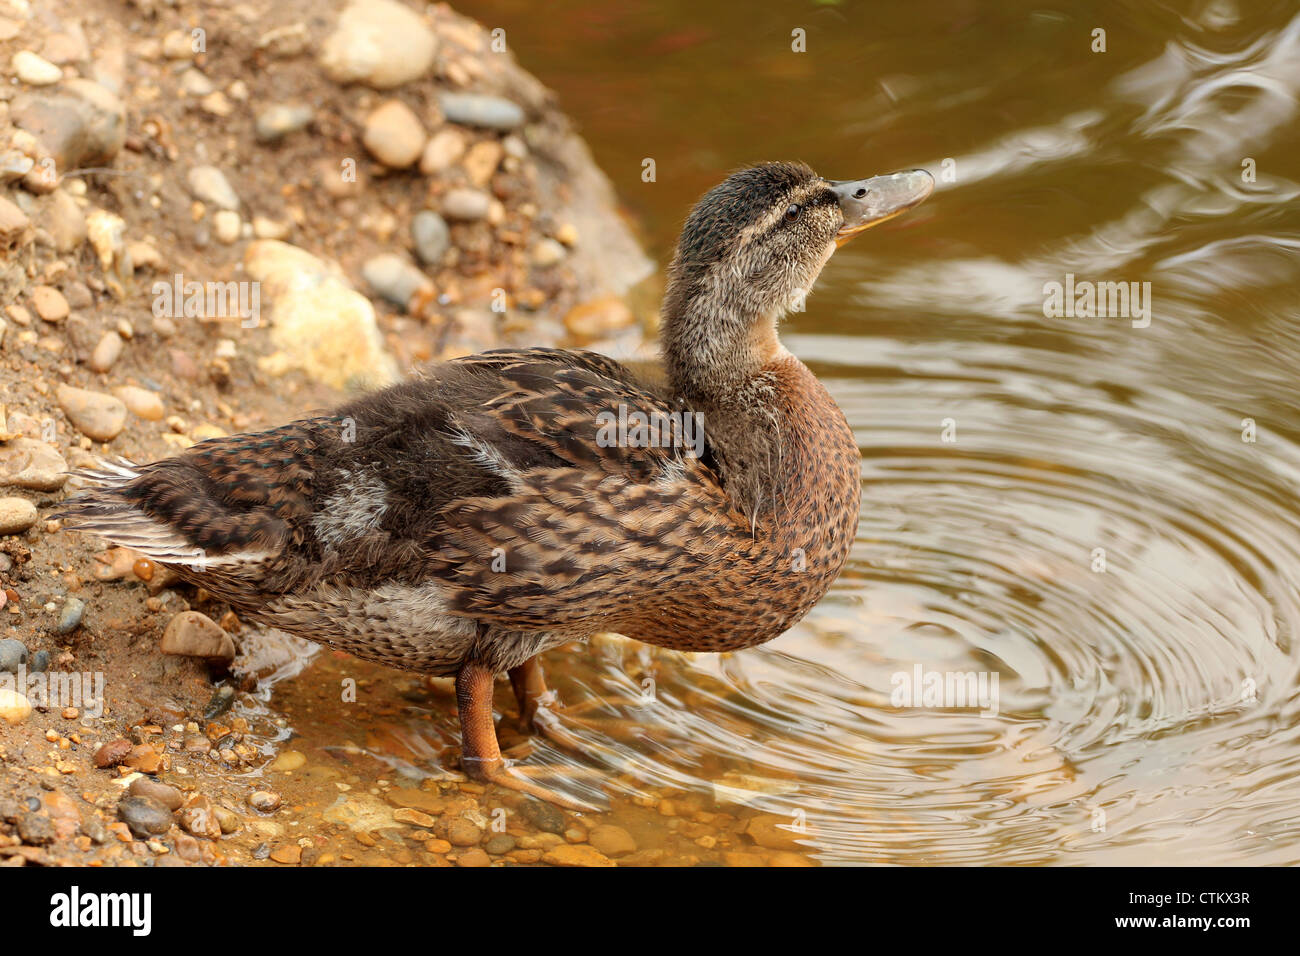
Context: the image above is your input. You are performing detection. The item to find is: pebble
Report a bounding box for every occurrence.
[437,92,525,131]
[531,238,566,268]
[11,79,127,171]
[213,210,242,244]
[186,165,240,211]
[161,30,196,60]
[55,597,84,634]
[113,385,164,421]
[17,811,55,845]
[394,807,436,828]
[588,824,637,858]
[411,210,450,265]
[47,189,86,252]
[484,833,516,855]
[30,650,50,673]
[160,610,236,661]
[0,196,30,247]
[0,497,37,535]
[419,128,467,175]
[252,216,291,240]
[0,437,68,491]
[254,104,313,143]
[128,777,183,811]
[177,799,222,839]
[244,239,398,390]
[13,51,62,86]
[563,296,636,341]
[462,140,504,187]
[542,844,615,868]
[362,100,425,168]
[270,844,302,864]
[31,286,69,322]
[0,688,32,724]
[441,187,491,221]
[520,797,566,835]
[246,790,283,812]
[269,750,305,772]
[319,0,438,89]
[444,817,483,847]
[456,848,491,867]
[178,69,214,97]
[56,384,127,441]
[0,639,28,673]
[93,738,132,768]
[362,253,432,309]
[119,796,173,838]
[88,331,123,371]
[744,813,804,851]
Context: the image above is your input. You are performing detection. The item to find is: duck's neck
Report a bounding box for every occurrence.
[663,304,854,534]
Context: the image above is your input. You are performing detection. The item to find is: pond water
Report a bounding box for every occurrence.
[272,0,1300,864]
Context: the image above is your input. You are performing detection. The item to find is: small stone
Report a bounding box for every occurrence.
[484,833,516,855]
[161,611,236,661]
[563,296,636,341]
[88,330,123,371]
[444,817,483,847]
[520,797,566,835]
[118,795,173,838]
[362,100,425,168]
[462,140,503,187]
[57,384,126,441]
[437,92,524,131]
[55,597,84,634]
[161,30,196,60]
[179,69,214,97]
[269,750,305,772]
[247,790,282,812]
[252,216,291,240]
[455,847,491,867]
[176,798,221,838]
[0,438,70,491]
[0,639,27,673]
[31,286,69,322]
[17,811,56,845]
[213,210,242,244]
[13,51,62,86]
[186,165,240,211]
[128,777,183,811]
[532,238,566,269]
[362,253,432,309]
[0,196,31,247]
[411,211,449,266]
[394,807,436,828]
[0,688,32,723]
[270,844,302,864]
[441,187,491,221]
[588,824,637,858]
[255,104,313,143]
[113,385,164,421]
[319,0,437,89]
[419,128,466,175]
[47,189,86,252]
[542,844,615,867]
[744,813,804,851]
[0,497,37,535]
[124,745,164,774]
[11,80,127,172]
[30,650,50,673]
[93,738,132,768]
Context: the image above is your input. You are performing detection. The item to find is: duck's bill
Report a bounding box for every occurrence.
[830,169,935,246]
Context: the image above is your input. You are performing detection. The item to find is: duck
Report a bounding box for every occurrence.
[56,161,934,809]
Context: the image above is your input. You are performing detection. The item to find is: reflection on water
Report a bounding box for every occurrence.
[273,0,1300,864]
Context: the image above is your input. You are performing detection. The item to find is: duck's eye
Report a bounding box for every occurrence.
[784,203,800,221]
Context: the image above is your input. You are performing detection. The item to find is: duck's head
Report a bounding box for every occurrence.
[662,161,933,400]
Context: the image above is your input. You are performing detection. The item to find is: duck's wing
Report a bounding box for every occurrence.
[56,348,745,625]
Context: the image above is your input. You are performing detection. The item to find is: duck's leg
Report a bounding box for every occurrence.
[455,661,596,812]
[508,656,556,732]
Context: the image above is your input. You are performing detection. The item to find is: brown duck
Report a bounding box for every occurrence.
[58,162,934,809]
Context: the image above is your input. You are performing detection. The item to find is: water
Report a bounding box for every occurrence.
[271,0,1300,864]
